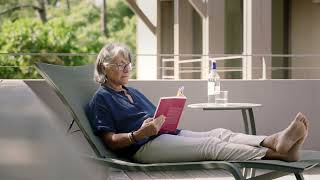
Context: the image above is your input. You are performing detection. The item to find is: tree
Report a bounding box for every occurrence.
[101,0,107,37]
[0,0,137,79]
[0,0,47,23]
[36,0,47,23]
[66,0,70,10]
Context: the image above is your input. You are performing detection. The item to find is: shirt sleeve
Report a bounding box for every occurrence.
[91,94,116,135]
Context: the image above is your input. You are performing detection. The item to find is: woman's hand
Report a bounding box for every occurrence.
[134,115,166,140]
[101,115,165,150]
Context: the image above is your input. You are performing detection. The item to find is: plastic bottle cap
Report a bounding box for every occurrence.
[211,62,216,69]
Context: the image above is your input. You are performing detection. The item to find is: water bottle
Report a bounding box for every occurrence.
[207,60,220,103]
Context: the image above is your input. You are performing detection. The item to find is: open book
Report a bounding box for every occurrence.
[153,96,187,133]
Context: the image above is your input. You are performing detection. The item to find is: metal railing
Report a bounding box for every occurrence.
[1,53,320,80]
[160,54,320,80]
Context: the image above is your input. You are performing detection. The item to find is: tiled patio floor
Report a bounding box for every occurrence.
[106,167,320,180]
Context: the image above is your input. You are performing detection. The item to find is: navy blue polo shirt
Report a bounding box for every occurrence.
[86,85,180,159]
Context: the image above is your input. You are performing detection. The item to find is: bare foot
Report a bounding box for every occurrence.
[262,112,306,154]
[276,112,307,154]
[264,132,307,162]
[284,135,306,162]
[300,112,309,136]
[283,113,309,161]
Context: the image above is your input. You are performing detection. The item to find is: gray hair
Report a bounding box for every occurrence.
[94,43,132,84]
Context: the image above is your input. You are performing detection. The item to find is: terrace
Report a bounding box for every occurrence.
[0,53,320,179]
[1,0,320,179]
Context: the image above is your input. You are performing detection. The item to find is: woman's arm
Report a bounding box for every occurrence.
[100,115,166,150]
[101,132,135,150]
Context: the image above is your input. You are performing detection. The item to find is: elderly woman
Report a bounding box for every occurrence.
[86,43,309,163]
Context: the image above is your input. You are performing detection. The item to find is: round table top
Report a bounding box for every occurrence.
[188,103,262,110]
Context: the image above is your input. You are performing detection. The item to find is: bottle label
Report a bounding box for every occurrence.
[208,82,215,95]
[215,83,220,93]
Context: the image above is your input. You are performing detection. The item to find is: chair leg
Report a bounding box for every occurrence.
[242,168,248,178]
[216,162,246,180]
[249,168,256,178]
[294,173,304,180]
[228,169,246,180]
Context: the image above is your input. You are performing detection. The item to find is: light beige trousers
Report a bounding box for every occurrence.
[133,128,268,163]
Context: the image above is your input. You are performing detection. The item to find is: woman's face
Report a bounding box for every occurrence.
[104,54,131,86]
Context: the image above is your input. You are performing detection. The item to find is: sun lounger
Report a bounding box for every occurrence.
[35,62,320,180]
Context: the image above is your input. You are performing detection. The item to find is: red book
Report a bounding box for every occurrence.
[153,96,187,133]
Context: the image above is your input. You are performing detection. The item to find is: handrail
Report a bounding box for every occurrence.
[161,56,243,79]
[160,54,320,80]
[1,53,320,80]
[2,52,320,57]
[211,56,243,61]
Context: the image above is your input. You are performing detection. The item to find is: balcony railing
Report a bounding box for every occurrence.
[160,54,320,80]
[1,53,320,80]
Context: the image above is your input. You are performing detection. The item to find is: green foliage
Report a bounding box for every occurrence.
[0,0,36,23]
[0,0,136,79]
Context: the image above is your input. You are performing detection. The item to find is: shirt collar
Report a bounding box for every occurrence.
[101,84,129,94]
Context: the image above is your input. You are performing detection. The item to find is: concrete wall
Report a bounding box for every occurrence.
[1,80,319,152]
[0,80,105,179]
[136,0,157,80]
[291,0,320,79]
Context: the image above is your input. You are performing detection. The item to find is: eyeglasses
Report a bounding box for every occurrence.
[107,62,132,71]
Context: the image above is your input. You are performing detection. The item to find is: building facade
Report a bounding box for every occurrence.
[130,0,320,80]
